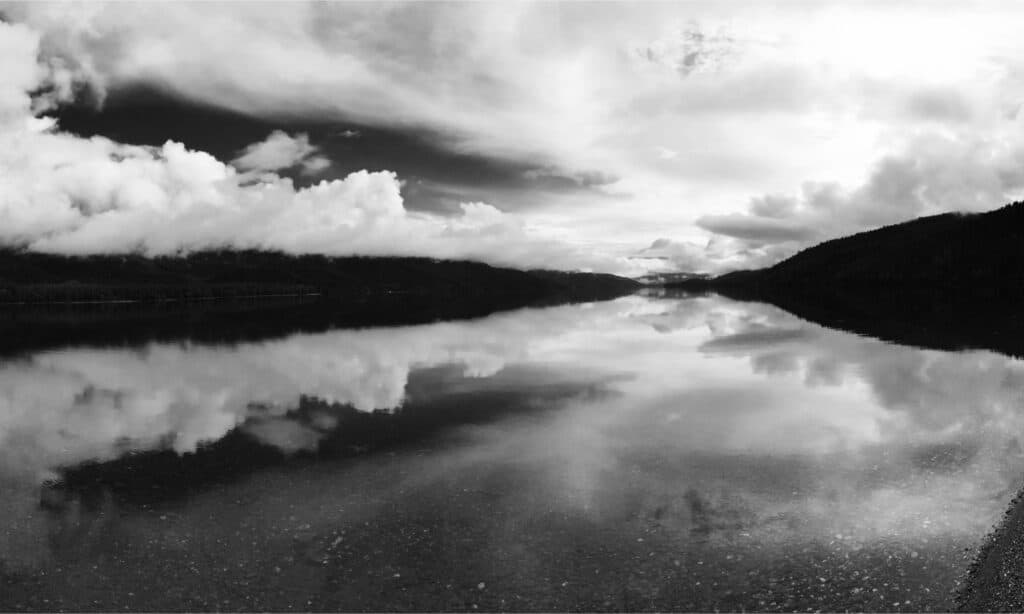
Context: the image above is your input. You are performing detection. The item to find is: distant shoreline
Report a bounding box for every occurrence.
[0,290,324,307]
[0,251,640,356]
[0,249,639,305]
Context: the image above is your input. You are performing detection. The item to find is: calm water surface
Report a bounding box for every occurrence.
[2,294,1023,611]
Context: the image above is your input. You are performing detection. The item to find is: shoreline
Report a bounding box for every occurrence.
[957,482,1024,610]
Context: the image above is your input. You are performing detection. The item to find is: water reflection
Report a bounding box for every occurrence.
[2,295,1024,611]
[0,303,623,482]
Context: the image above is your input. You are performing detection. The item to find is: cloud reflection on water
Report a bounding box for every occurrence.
[2,295,1024,610]
[0,300,633,481]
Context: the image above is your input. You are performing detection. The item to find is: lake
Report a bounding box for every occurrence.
[2,293,1021,611]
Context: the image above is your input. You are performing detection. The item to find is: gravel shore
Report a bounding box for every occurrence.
[958,487,1024,611]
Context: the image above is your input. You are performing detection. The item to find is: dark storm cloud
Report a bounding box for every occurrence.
[50,88,612,216]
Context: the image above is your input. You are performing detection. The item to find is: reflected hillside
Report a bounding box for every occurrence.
[0,289,637,359]
[668,201,1024,358]
[0,251,639,357]
[657,285,1024,359]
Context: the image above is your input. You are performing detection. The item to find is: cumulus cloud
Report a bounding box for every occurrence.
[300,155,331,175]
[636,238,711,273]
[636,234,802,274]
[231,130,329,175]
[0,20,636,273]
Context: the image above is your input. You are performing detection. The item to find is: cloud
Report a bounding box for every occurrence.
[231,130,326,174]
[696,213,818,243]
[655,146,678,160]
[300,155,331,175]
[0,21,637,273]
[634,22,740,77]
[905,87,974,123]
[636,238,711,272]
[748,194,797,219]
[7,4,1024,270]
[695,130,1024,266]
[0,5,917,255]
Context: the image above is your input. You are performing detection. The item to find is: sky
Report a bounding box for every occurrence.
[2,2,1024,274]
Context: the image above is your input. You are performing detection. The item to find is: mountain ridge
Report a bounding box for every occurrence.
[667,200,1024,357]
[701,200,1024,288]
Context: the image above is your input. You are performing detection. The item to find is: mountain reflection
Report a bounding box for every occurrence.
[4,295,1024,610]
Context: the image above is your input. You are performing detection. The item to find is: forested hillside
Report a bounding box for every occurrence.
[0,250,638,304]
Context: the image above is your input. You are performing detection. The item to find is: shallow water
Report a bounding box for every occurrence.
[2,294,1022,611]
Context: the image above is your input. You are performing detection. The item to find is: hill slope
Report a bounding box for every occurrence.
[668,200,1024,356]
[710,200,1024,288]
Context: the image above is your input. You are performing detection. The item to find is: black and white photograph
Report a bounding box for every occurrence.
[2,1,1024,611]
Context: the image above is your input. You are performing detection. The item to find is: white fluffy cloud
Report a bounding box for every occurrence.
[231,130,330,176]
[0,20,635,273]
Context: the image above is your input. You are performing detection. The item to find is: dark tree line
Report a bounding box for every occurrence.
[0,249,639,305]
[700,199,1024,290]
